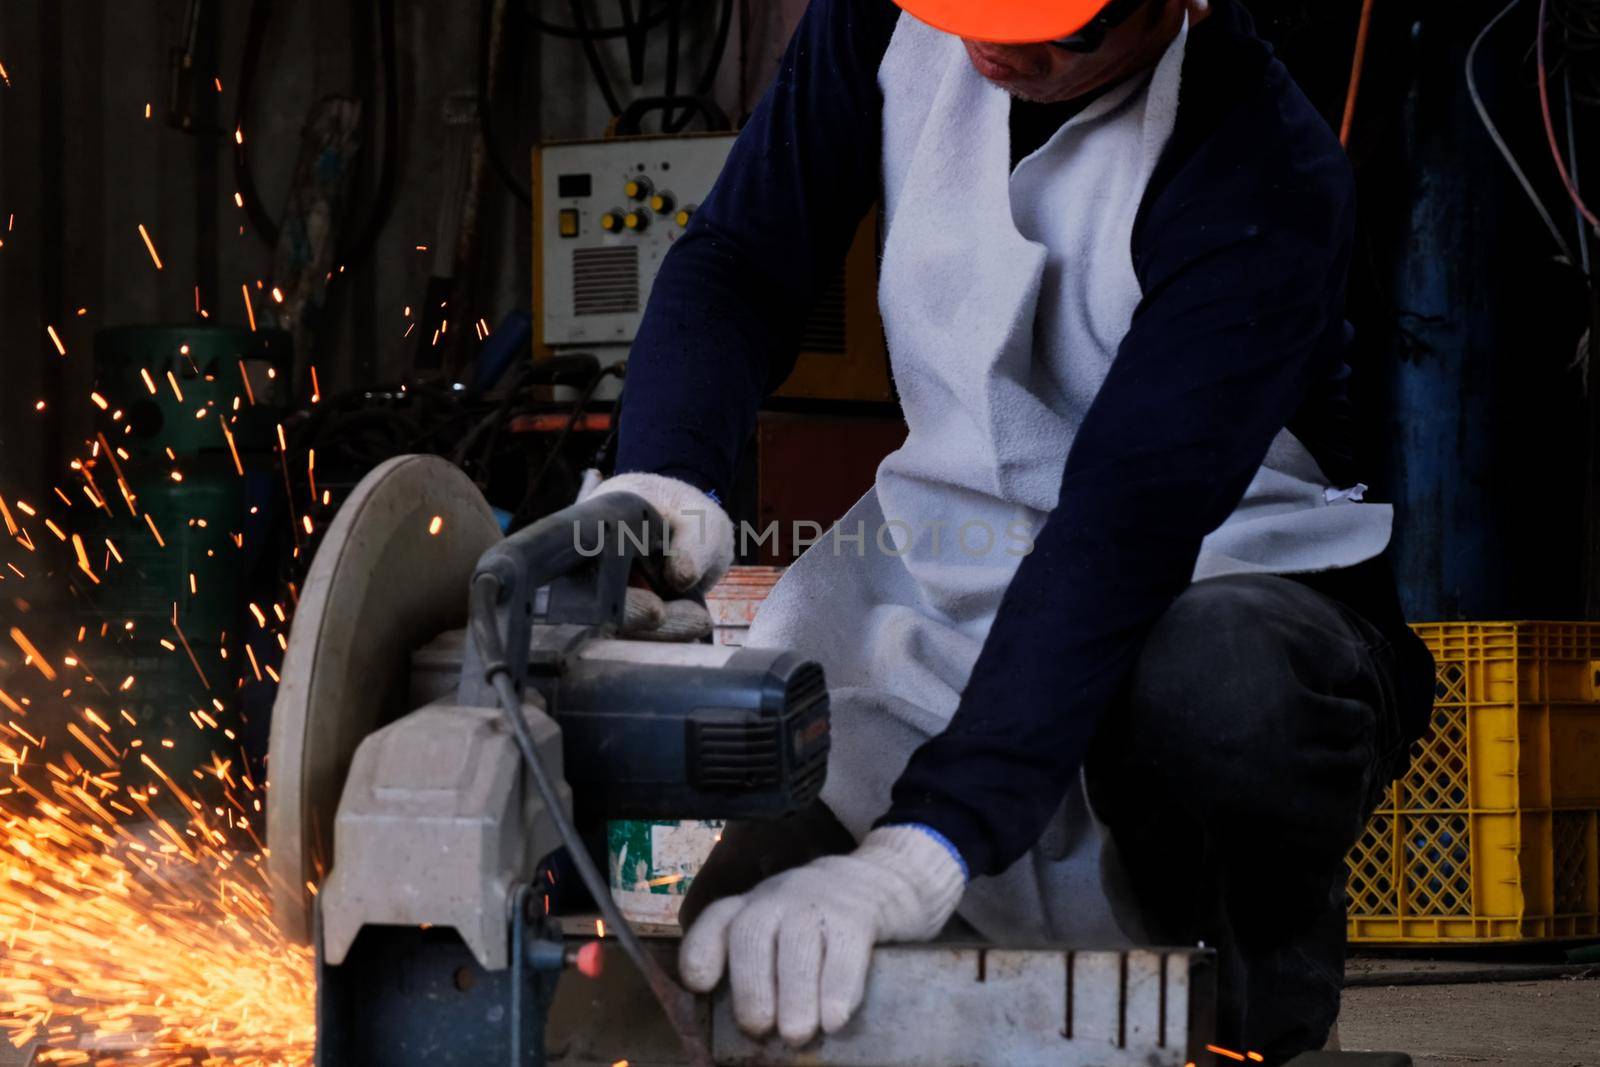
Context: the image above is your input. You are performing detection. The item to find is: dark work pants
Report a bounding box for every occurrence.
[680,571,1435,1064]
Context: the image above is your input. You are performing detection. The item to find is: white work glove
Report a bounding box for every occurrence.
[583,472,734,642]
[679,826,967,1046]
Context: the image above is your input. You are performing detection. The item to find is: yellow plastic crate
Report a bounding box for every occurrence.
[1346,622,1600,944]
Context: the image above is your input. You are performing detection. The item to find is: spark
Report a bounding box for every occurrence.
[139,368,157,395]
[595,919,606,938]
[70,535,98,584]
[241,284,257,332]
[166,370,184,402]
[144,101,151,118]
[1206,1047,1249,1063]
[235,126,244,145]
[428,516,444,536]
[222,423,245,476]
[270,287,284,305]
[45,325,66,356]
[8,629,57,681]
[137,224,164,270]
[89,392,108,410]
[0,59,9,86]
[238,360,257,405]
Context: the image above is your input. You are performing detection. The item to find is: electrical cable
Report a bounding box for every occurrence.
[668,0,736,132]
[468,577,714,1067]
[234,0,281,245]
[570,0,626,117]
[479,0,534,207]
[1338,0,1375,147]
[664,1,682,129]
[620,0,648,87]
[513,364,625,524]
[1467,0,1578,263]
[1539,0,1600,232]
[232,0,400,267]
[1550,0,1600,105]
[338,0,401,267]
[1564,70,1593,276]
[529,0,689,41]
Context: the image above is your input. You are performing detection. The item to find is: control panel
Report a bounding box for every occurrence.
[534,133,892,403]
[537,133,736,353]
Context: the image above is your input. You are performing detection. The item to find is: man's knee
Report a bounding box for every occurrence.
[1128,575,1338,756]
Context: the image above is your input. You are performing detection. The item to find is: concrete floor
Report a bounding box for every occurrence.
[1339,959,1600,1066]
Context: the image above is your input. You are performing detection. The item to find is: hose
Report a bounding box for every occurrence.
[467,576,714,1067]
[233,0,400,266]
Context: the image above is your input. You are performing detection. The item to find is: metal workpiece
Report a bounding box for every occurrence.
[547,943,1216,1067]
[713,945,1216,1067]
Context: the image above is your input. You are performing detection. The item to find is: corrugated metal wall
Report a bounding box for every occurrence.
[0,0,808,502]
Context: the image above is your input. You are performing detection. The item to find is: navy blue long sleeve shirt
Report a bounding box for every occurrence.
[617,0,1367,878]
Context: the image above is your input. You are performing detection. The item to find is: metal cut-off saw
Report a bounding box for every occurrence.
[268,455,1224,1067]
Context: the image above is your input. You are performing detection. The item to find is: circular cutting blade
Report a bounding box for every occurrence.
[267,454,502,943]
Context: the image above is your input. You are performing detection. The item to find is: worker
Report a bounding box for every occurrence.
[589,0,1437,1061]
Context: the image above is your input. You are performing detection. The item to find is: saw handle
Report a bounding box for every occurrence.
[472,489,673,613]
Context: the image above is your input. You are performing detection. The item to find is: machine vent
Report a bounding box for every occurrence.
[690,721,782,789]
[785,662,828,715]
[800,269,848,354]
[572,246,640,316]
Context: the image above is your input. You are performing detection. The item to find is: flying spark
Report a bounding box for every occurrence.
[137,224,164,270]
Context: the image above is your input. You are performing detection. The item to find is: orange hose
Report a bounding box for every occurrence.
[1339,0,1377,148]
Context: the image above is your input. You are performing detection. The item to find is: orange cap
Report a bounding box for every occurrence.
[891,0,1110,44]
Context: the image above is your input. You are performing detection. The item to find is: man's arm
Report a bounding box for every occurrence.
[880,96,1360,878]
[614,0,899,501]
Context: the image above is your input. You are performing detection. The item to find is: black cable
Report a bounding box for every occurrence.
[513,364,623,525]
[334,0,400,268]
[529,0,688,40]
[620,0,647,86]
[668,0,735,132]
[234,0,281,245]
[232,0,399,268]
[570,0,626,116]
[479,0,534,207]
[468,578,714,1067]
[663,1,681,130]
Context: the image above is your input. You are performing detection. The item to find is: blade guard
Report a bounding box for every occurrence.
[266,455,503,944]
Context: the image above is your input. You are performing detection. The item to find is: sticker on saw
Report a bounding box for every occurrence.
[607,819,725,926]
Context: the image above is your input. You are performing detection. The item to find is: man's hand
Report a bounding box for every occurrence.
[584,472,734,640]
[679,826,966,1046]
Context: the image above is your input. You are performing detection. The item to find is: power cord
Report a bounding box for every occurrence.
[467,575,714,1067]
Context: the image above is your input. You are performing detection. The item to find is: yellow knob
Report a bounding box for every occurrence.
[675,207,694,228]
[624,210,650,231]
[624,177,652,200]
[600,212,621,232]
[649,192,674,214]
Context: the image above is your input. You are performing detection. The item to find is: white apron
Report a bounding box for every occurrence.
[745,13,1393,945]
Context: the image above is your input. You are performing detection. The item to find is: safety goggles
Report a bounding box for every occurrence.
[1047,0,1161,52]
